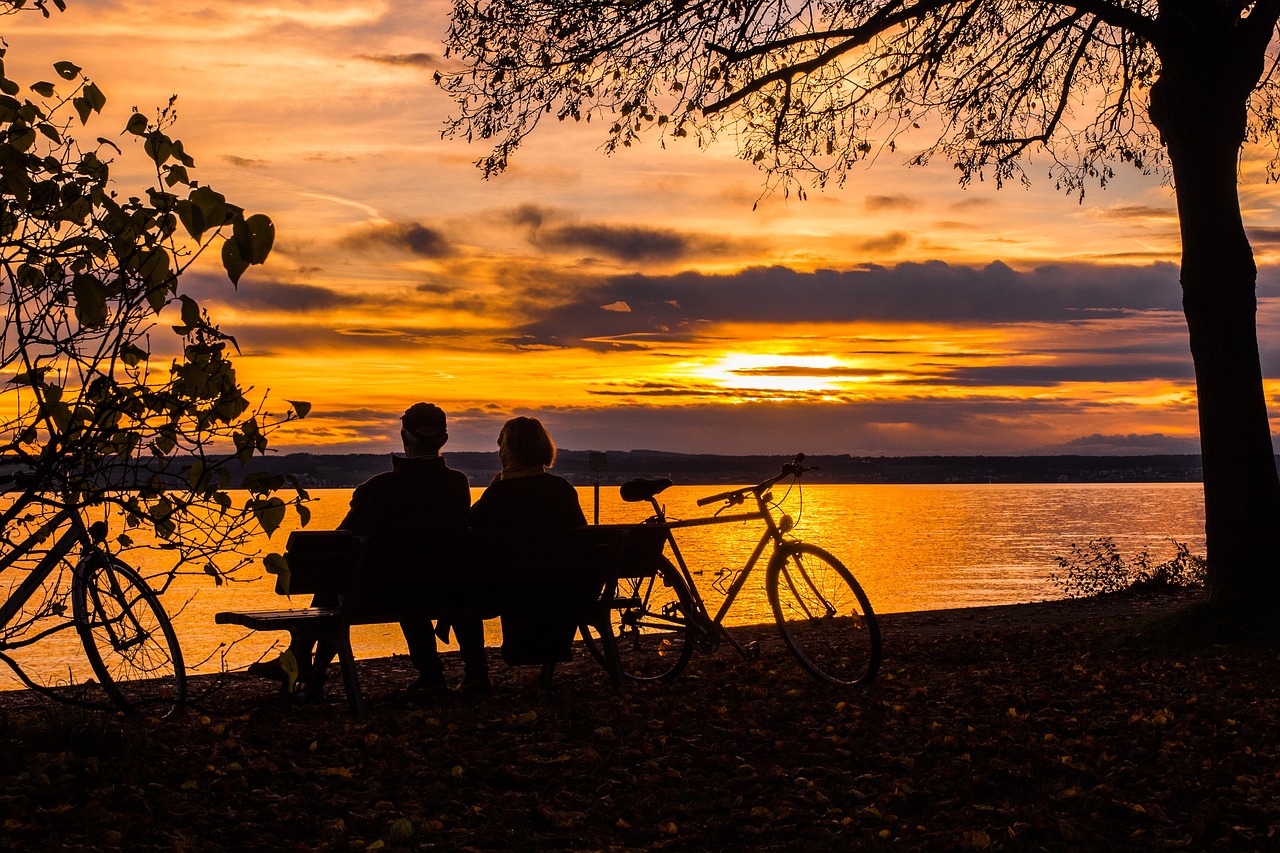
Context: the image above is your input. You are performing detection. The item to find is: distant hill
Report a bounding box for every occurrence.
[237,450,1216,489]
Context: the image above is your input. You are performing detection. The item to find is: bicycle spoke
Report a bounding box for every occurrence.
[768,543,880,686]
[582,570,694,682]
[74,554,186,716]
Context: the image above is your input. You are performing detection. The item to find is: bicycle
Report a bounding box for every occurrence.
[0,472,186,715]
[584,454,881,686]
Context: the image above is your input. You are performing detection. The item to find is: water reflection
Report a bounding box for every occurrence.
[1,483,1205,689]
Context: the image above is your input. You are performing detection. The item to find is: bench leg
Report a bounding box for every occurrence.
[581,618,625,688]
[331,630,365,715]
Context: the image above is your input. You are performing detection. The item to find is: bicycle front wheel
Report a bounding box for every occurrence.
[73,553,186,716]
[583,564,696,683]
[766,543,881,686]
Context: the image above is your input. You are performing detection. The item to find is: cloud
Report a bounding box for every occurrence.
[342,221,456,258]
[358,52,436,67]
[506,260,1185,348]
[464,396,1176,457]
[221,155,268,168]
[509,204,735,263]
[854,232,911,254]
[1094,205,1177,220]
[1039,433,1203,455]
[864,195,920,211]
[1249,227,1280,246]
[940,359,1195,387]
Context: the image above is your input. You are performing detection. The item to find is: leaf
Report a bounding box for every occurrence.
[252,497,288,537]
[53,61,81,80]
[287,400,312,419]
[179,294,202,330]
[124,112,148,136]
[239,213,275,264]
[119,341,149,367]
[263,552,288,575]
[83,81,105,112]
[175,199,204,240]
[30,81,55,98]
[221,236,249,285]
[71,274,109,327]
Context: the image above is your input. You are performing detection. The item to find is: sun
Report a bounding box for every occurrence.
[698,353,850,395]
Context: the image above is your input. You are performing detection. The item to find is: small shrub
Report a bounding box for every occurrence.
[1050,537,1206,599]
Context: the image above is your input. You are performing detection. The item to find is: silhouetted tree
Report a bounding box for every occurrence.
[439,1,1280,614]
[1,1,307,680]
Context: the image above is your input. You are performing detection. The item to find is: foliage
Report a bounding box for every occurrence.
[1050,537,1207,599]
[3,603,1278,850]
[440,2,1280,198]
[0,7,307,667]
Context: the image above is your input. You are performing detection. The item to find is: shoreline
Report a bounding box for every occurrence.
[0,589,1202,711]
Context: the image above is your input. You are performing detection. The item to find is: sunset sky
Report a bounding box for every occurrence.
[5,2,1279,457]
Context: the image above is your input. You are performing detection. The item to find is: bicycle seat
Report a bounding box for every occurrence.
[619,478,673,502]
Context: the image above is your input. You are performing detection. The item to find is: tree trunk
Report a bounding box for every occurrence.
[1150,26,1280,614]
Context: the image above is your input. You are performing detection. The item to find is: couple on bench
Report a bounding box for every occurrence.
[251,404,588,700]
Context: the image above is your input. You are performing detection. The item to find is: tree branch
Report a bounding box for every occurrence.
[703,0,958,115]
[981,15,1098,160]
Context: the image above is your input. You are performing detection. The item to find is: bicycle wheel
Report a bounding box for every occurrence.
[582,565,696,682]
[73,552,186,716]
[766,543,881,686]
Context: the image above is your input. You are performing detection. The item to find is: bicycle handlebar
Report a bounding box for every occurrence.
[695,454,812,507]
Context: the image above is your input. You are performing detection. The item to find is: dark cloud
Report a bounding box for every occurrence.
[358,52,435,67]
[854,232,911,254]
[231,281,364,312]
[864,195,920,211]
[732,366,887,379]
[451,396,1132,456]
[509,260,1185,349]
[939,359,1196,387]
[1248,227,1280,245]
[221,155,267,168]
[542,223,692,262]
[510,204,733,263]
[1040,433,1202,455]
[343,221,455,258]
[178,272,361,312]
[1096,205,1177,220]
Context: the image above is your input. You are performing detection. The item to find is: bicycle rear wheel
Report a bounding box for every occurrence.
[766,543,881,686]
[582,564,695,682]
[73,553,186,716]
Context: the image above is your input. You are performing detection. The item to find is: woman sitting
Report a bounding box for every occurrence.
[469,417,590,676]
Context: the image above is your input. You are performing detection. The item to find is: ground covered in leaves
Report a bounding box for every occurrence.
[2,591,1278,851]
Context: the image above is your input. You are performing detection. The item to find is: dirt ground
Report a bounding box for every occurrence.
[3,588,1276,851]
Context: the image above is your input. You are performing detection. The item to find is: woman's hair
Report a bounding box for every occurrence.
[499,416,557,468]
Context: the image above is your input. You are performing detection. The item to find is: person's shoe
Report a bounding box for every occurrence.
[408,676,453,698]
[458,673,492,697]
[246,659,287,682]
[300,677,327,705]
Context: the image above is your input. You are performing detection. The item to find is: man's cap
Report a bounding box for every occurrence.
[402,403,447,439]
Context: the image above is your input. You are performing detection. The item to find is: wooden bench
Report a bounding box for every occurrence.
[215,524,670,713]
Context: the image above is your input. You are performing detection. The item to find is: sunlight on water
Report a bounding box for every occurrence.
[2,482,1205,689]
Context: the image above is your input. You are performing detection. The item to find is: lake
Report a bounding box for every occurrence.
[1,482,1206,690]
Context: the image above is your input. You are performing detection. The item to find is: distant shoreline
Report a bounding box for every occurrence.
[237,451,1228,489]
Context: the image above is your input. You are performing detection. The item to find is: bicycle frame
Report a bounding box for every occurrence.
[0,508,87,646]
[641,472,799,658]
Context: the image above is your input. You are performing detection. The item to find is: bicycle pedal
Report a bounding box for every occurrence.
[742,640,760,659]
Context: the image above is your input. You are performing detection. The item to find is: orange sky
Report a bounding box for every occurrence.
[4,2,1279,456]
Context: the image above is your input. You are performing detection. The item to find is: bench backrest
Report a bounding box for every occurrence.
[278,524,671,614]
